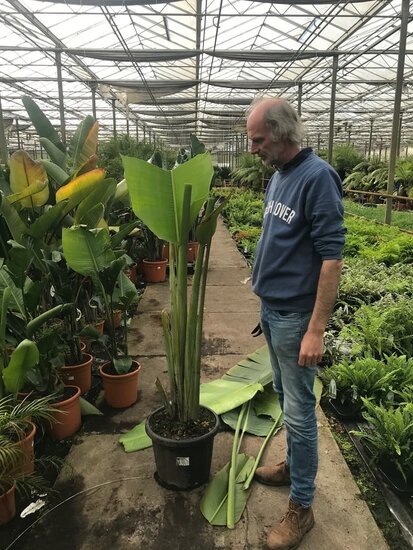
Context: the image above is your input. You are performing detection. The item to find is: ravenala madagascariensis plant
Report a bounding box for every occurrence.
[123,150,227,422]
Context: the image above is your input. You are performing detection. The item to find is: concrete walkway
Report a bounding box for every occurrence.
[15,219,388,550]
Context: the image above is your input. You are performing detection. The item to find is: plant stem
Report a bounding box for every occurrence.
[227,402,248,529]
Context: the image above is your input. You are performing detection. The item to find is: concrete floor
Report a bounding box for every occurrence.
[11,219,389,550]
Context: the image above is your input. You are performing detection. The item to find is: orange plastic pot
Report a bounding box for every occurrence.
[94,319,105,335]
[0,485,16,526]
[46,386,81,441]
[18,422,36,475]
[142,259,168,283]
[187,241,199,263]
[99,361,141,408]
[61,353,93,394]
[126,263,138,284]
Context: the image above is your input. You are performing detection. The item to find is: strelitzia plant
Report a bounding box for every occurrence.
[123,142,227,423]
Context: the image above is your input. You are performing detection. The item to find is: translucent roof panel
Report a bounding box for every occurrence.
[0,0,412,154]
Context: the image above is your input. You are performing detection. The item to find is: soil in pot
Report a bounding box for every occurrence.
[99,361,141,408]
[61,353,93,395]
[46,386,81,441]
[146,406,220,491]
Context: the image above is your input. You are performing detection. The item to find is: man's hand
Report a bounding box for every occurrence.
[298,330,324,367]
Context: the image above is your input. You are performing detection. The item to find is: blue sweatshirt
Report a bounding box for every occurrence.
[252,148,346,312]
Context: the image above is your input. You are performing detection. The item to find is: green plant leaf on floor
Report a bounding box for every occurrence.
[119,421,152,452]
[200,380,264,415]
[200,453,255,526]
[79,397,103,416]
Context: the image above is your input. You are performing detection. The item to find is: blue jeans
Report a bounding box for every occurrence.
[260,303,318,508]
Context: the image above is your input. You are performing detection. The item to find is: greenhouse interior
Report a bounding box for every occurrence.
[1,0,413,549]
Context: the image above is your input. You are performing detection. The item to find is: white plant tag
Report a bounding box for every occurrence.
[329,379,337,399]
[176,457,190,467]
[352,387,358,402]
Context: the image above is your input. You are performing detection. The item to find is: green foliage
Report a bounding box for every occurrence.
[339,295,413,358]
[352,400,413,482]
[332,145,364,180]
[344,200,413,231]
[231,153,274,190]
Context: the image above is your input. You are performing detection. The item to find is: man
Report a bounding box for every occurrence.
[247,98,345,550]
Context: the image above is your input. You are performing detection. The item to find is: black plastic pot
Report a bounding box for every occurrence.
[329,397,362,421]
[145,406,220,491]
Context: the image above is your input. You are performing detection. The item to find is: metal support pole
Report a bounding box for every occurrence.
[397,112,403,157]
[385,0,409,225]
[347,129,351,146]
[379,138,383,161]
[0,96,9,163]
[16,118,21,149]
[317,133,321,153]
[136,122,139,141]
[91,83,97,120]
[368,119,374,159]
[126,106,130,138]
[327,55,338,165]
[111,98,117,140]
[143,125,146,142]
[297,82,303,117]
[55,52,66,146]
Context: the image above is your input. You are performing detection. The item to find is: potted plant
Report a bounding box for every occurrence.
[62,225,141,408]
[141,224,167,283]
[122,140,227,489]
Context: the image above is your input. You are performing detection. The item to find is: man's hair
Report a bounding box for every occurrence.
[249,97,305,146]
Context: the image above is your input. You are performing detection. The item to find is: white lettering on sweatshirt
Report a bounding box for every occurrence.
[264,200,296,225]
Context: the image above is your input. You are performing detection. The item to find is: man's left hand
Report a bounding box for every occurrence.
[298,330,324,367]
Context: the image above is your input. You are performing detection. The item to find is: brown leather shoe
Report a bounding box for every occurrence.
[266,499,315,550]
[254,461,291,486]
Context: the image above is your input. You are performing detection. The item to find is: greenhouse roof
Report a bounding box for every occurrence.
[0,0,412,154]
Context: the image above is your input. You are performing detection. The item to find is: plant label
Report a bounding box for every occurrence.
[176,457,190,467]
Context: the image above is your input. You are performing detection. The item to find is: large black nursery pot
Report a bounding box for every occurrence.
[145,406,220,490]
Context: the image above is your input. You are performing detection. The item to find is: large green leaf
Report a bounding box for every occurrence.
[39,137,67,170]
[56,168,106,211]
[74,178,116,226]
[70,116,98,172]
[23,96,65,153]
[200,453,254,526]
[0,193,27,243]
[119,421,152,452]
[3,339,39,394]
[40,159,70,187]
[26,201,69,240]
[4,241,32,289]
[196,198,228,245]
[122,152,213,244]
[0,267,25,318]
[200,380,263,415]
[79,396,103,416]
[62,226,115,281]
[9,151,49,208]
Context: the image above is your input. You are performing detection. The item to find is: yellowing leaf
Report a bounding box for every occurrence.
[56,167,106,211]
[9,150,49,208]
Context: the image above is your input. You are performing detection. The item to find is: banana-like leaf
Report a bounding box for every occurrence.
[119,421,152,452]
[0,268,25,318]
[200,453,254,526]
[114,179,128,201]
[62,226,115,279]
[40,159,70,187]
[25,201,69,240]
[74,178,116,226]
[3,339,39,394]
[223,345,273,387]
[23,96,65,153]
[70,117,98,172]
[196,198,228,245]
[0,287,11,372]
[39,137,67,170]
[9,151,49,208]
[73,154,98,179]
[79,396,103,416]
[7,180,48,206]
[26,303,72,337]
[200,380,263,415]
[56,168,106,211]
[76,204,104,228]
[4,241,32,289]
[110,220,140,248]
[122,152,213,244]
[0,193,27,243]
[221,396,282,437]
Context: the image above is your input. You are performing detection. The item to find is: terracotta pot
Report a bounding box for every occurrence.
[112,310,122,329]
[126,263,138,284]
[61,353,93,395]
[142,259,168,283]
[46,386,82,441]
[80,341,87,352]
[162,243,169,261]
[18,422,36,475]
[93,319,105,335]
[0,485,16,526]
[99,361,141,408]
[187,241,199,263]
